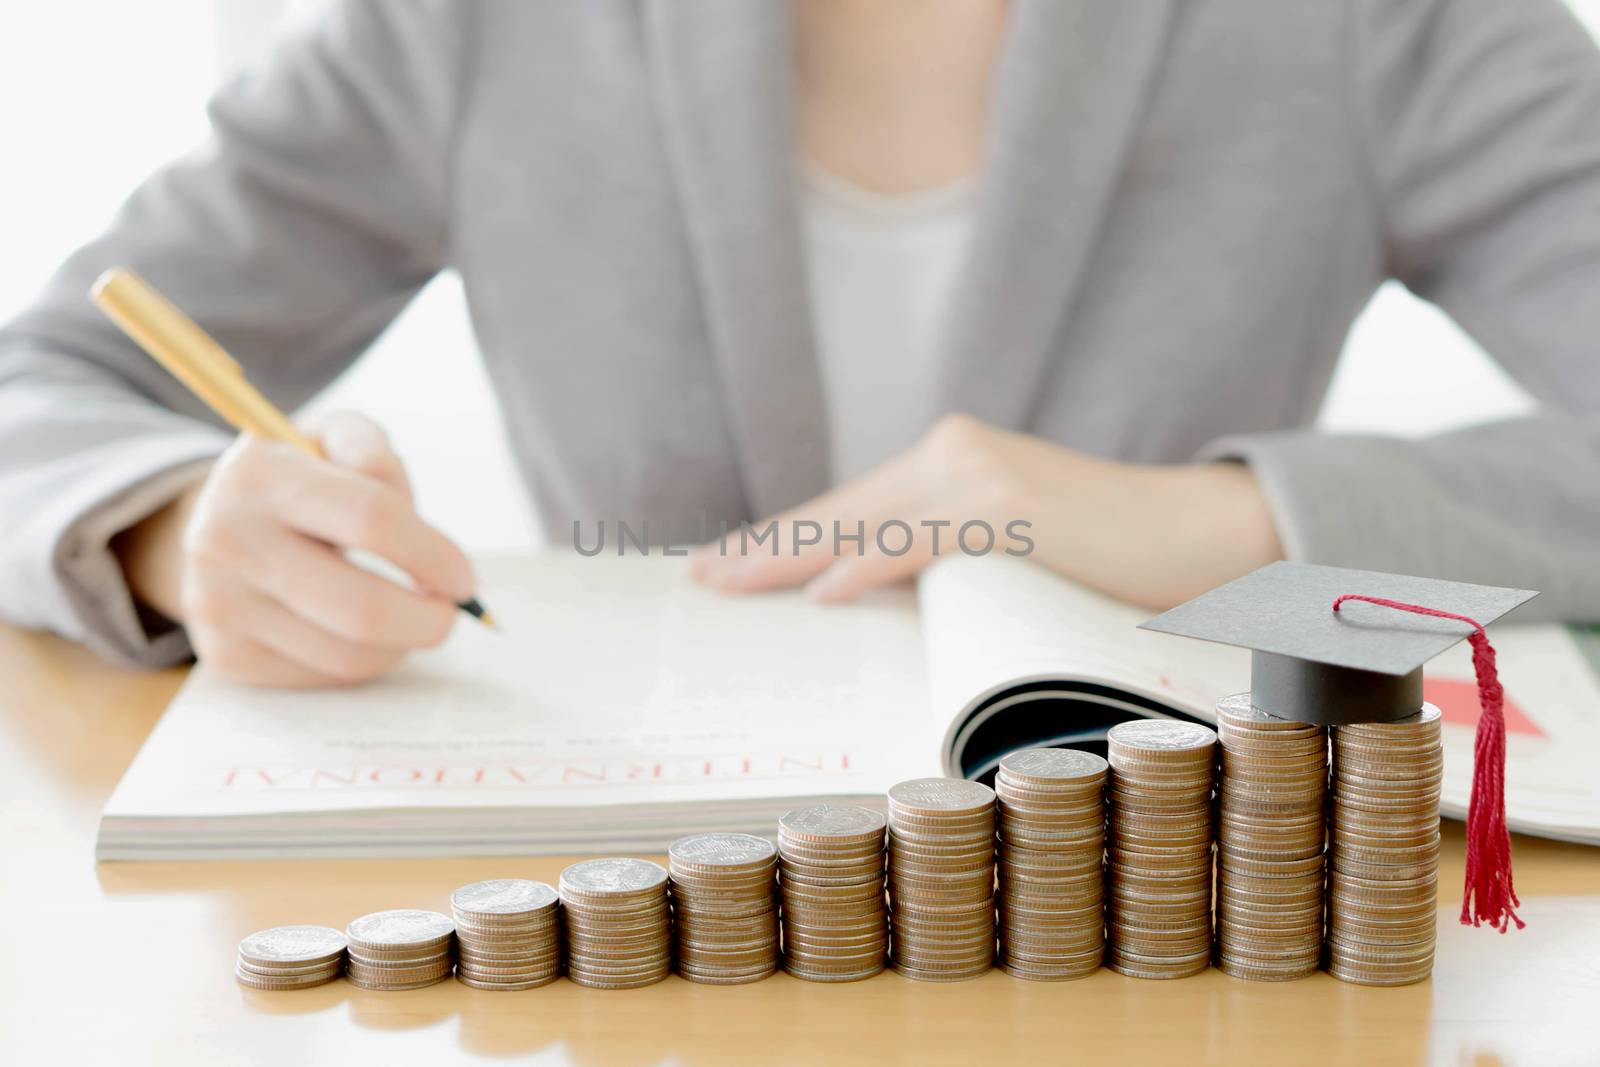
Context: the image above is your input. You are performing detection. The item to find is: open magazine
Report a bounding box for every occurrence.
[96,553,1600,859]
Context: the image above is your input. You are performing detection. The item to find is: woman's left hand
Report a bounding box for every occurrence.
[688,414,1284,609]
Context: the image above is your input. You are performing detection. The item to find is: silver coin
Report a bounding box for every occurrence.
[888,778,996,813]
[236,956,345,979]
[346,973,452,992]
[346,963,455,986]
[890,962,993,983]
[780,805,888,839]
[1108,720,1218,752]
[238,925,347,965]
[669,832,777,868]
[569,969,670,990]
[234,966,342,991]
[456,972,561,992]
[451,879,558,916]
[999,748,1109,782]
[453,921,561,943]
[346,909,454,948]
[346,951,454,972]
[1215,693,1323,727]
[560,858,669,896]
[1336,705,1443,733]
[456,955,563,977]
[785,964,885,983]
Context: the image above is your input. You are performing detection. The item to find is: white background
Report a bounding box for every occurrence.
[2,1,1595,552]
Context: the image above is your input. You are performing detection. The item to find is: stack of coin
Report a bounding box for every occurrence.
[886,777,997,982]
[777,805,889,983]
[559,858,673,989]
[451,879,563,991]
[994,748,1108,981]
[1105,720,1217,979]
[235,925,346,991]
[1326,705,1443,986]
[1213,695,1328,981]
[668,833,780,984]
[344,910,456,991]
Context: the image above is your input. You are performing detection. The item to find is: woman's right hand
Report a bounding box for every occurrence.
[113,412,476,687]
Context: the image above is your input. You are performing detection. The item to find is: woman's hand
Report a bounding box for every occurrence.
[113,412,476,687]
[689,414,1284,608]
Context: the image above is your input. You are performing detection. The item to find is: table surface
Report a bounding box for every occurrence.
[3,623,1599,1067]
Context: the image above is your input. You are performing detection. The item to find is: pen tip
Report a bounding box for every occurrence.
[458,597,498,629]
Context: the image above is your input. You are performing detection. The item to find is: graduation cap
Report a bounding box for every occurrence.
[1141,560,1539,933]
[1139,561,1536,725]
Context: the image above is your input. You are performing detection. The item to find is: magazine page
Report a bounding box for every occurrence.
[99,552,936,838]
[915,556,1248,774]
[1431,625,1600,843]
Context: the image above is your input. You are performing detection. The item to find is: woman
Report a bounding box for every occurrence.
[1,0,1597,687]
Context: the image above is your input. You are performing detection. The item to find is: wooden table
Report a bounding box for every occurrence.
[3,624,1598,1067]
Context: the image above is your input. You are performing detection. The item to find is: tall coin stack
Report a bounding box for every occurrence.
[344,909,456,991]
[886,778,997,982]
[1105,721,1218,979]
[994,749,1108,981]
[1214,695,1328,980]
[1326,705,1443,986]
[776,805,889,982]
[559,858,673,989]
[668,833,781,985]
[235,925,346,991]
[450,879,563,990]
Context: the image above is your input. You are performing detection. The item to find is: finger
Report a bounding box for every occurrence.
[694,460,920,593]
[191,631,347,689]
[310,411,413,502]
[238,584,407,684]
[249,527,459,649]
[264,446,476,602]
[698,520,840,593]
[805,538,935,603]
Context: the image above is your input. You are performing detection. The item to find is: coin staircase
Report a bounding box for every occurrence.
[237,715,1444,992]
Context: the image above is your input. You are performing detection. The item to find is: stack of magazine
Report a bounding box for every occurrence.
[96,553,1600,859]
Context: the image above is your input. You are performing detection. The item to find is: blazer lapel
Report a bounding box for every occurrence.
[936,0,1178,429]
[643,0,831,519]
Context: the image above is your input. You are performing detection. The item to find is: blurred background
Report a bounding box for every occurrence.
[3,1,1596,554]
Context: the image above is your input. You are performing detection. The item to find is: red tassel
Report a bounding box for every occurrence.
[1332,594,1523,932]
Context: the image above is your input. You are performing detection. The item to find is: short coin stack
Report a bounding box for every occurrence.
[344,909,456,991]
[1105,720,1218,979]
[777,805,889,982]
[1214,695,1328,980]
[1327,705,1443,986]
[559,858,673,989]
[995,749,1108,980]
[668,833,780,984]
[451,879,563,990]
[235,925,346,991]
[887,778,997,982]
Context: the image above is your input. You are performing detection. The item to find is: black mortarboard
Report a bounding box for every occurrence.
[1139,561,1537,725]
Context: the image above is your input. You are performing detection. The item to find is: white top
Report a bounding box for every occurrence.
[799,164,977,483]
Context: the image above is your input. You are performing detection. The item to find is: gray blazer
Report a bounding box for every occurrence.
[3,0,1599,666]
